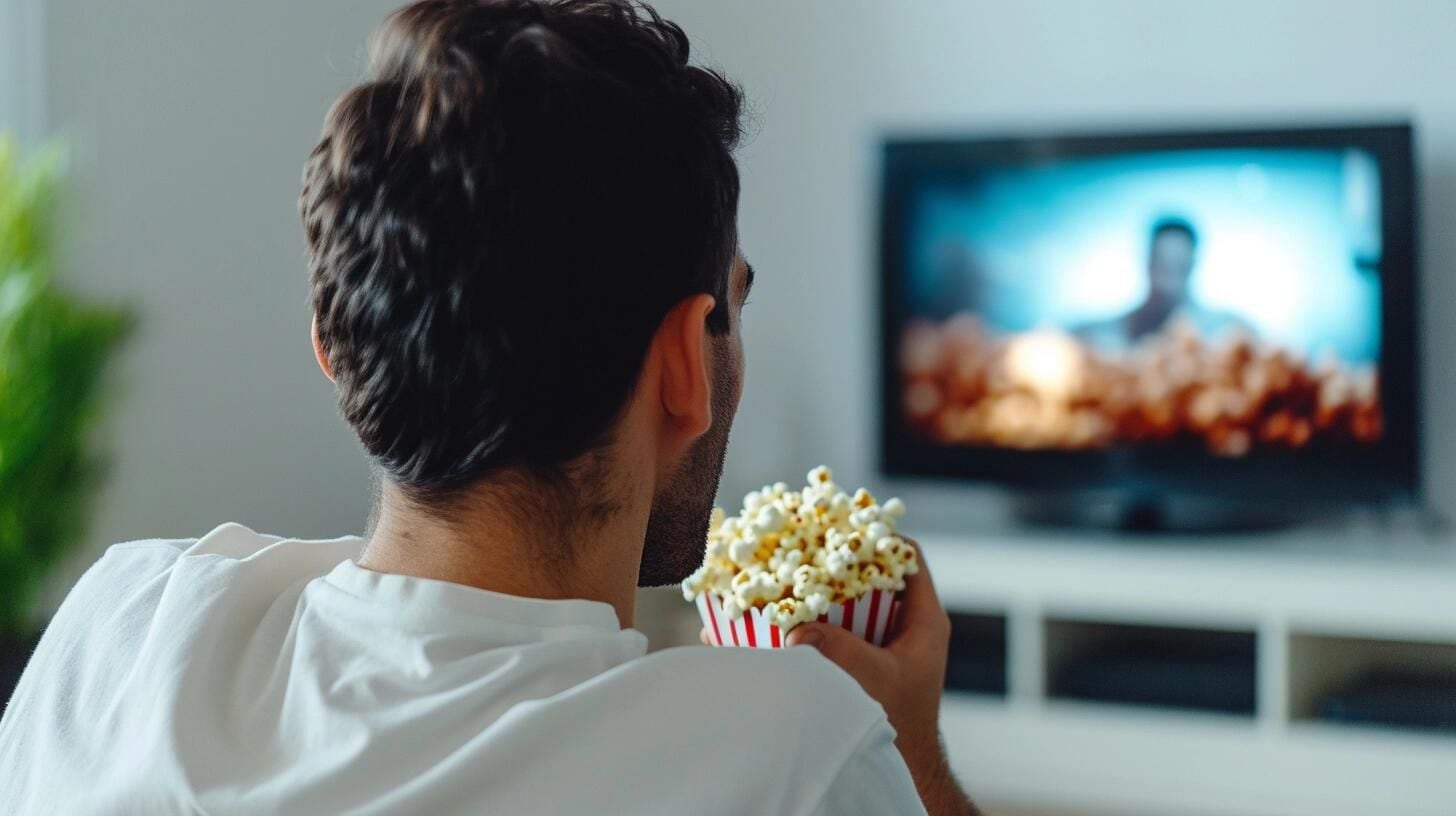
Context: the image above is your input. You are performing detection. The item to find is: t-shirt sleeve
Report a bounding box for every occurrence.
[807,717,928,816]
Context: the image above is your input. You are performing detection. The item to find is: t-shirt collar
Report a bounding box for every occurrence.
[325,559,625,634]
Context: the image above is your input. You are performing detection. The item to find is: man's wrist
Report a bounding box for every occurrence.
[900,733,978,816]
[918,755,978,816]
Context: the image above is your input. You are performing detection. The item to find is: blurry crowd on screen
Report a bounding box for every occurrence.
[900,314,1381,455]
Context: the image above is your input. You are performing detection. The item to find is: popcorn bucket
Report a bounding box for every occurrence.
[695,588,901,649]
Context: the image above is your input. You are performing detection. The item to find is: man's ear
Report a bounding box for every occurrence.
[656,293,717,442]
[311,314,335,383]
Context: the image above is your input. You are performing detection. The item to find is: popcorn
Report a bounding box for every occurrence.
[865,522,891,544]
[766,598,803,630]
[727,538,758,567]
[743,492,766,514]
[804,593,831,617]
[681,565,709,601]
[704,538,728,561]
[721,596,743,619]
[681,466,918,635]
[825,550,856,580]
[753,505,786,535]
[731,570,785,610]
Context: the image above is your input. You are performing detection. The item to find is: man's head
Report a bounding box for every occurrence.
[300,0,748,585]
[1146,216,1197,303]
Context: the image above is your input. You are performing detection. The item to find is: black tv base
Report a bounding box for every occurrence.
[1011,494,1312,535]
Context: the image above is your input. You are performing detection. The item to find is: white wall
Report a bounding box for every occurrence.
[43,0,399,598]
[41,0,1456,597]
[0,0,46,142]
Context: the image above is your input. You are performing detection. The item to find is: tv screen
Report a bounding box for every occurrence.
[879,124,1418,507]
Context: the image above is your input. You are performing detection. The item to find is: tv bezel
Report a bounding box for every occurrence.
[877,122,1420,508]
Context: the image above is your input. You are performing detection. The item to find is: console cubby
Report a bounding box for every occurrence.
[944,610,1008,697]
[1044,618,1258,716]
[1289,633,1456,735]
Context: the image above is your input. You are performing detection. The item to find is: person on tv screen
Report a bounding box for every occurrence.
[1077,216,1249,349]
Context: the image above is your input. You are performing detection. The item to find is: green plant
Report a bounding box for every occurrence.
[0,136,132,637]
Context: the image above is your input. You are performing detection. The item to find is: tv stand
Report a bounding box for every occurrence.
[920,526,1456,816]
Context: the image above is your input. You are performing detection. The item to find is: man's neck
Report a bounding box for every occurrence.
[356,478,649,629]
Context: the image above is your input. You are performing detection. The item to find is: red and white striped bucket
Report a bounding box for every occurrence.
[695,588,901,649]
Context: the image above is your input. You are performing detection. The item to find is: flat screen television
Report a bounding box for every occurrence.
[878,123,1419,526]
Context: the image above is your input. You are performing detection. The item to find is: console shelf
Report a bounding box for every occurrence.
[920,527,1456,816]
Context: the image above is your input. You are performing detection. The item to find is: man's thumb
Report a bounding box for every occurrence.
[786,622,879,677]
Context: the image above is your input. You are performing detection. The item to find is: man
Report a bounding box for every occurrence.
[0,1,977,814]
[1077,216,1247,349]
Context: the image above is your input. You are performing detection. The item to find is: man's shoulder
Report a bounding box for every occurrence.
[635,640,860,681]
[54,524,361,644]
[621,642,886,729]
[94,522,359,562]
[89,523,362,584]
[559,643,897,813]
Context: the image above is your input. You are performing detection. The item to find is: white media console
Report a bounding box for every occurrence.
[922,525,1456,816]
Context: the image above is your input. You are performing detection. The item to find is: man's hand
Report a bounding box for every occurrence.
[784,540,978,816]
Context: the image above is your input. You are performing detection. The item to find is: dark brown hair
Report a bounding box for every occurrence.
[300,0,743,501]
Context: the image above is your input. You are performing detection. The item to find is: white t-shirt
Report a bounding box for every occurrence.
[0,523,925,815]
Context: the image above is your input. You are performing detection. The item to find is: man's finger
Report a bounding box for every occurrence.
[787,621,894,690]
[699,628,713,646]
